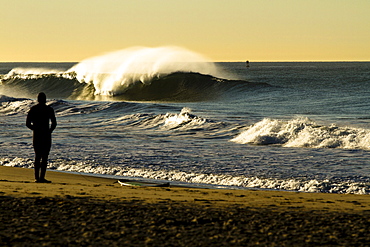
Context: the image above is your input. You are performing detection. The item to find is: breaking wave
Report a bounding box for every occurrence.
[1,46,266,102]
[0,71,264,102]
[2,94,369,151]
[231,117,370,150]
[68,46,223,95]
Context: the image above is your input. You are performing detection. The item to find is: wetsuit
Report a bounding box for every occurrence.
[26,103,57,182]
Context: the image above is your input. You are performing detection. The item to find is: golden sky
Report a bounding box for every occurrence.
[2,0,370,62]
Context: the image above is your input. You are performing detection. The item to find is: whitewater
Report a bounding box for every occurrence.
[1,46,370,194]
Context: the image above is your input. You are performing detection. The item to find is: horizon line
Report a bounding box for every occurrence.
[1,60,370,63]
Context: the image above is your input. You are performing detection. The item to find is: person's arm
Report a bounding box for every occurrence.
[26,110,34,130]
[50,109,57,133]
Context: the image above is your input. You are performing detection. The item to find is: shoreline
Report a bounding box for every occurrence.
[0,166,370,211]
[2,166,370,211]
[2,166,370,245]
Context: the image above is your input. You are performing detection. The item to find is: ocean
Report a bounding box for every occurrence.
[1,47,370,194]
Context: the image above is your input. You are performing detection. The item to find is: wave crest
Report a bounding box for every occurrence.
[68,46,222,96]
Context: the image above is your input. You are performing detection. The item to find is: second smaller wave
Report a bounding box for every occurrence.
[231,117,370,150]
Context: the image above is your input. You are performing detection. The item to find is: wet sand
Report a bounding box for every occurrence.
[1,166,370,246]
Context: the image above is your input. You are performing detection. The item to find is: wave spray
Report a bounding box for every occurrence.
[68,46,221,96]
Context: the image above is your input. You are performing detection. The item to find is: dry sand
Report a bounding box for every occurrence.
[1,166,370,246]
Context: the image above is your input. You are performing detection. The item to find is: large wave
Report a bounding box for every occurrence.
[0,47,269,102]
[0,70,266,102]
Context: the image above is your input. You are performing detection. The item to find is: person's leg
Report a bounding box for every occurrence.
[36,135,52,183]
[33,137,43,182]
[34,153,41,182]
[39,154,48,181]
[39,148,51,183]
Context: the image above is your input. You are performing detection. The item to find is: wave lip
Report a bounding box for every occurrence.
[231,117,370,150]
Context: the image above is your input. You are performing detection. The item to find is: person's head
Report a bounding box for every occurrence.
[37,92,47,104]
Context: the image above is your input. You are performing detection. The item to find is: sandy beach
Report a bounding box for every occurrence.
[1,166,370,246]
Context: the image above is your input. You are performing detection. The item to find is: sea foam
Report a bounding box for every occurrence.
[1,157,369,194]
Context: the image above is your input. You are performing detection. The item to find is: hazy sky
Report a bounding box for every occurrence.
[2,0,370,62]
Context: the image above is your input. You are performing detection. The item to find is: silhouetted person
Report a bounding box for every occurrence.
[26,92,57,183]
